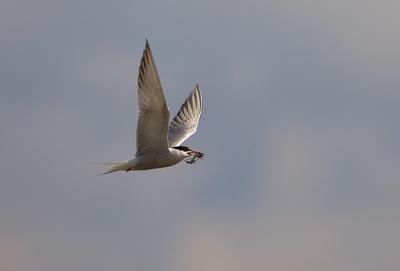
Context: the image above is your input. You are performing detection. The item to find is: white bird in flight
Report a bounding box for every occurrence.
[98,40,204,175]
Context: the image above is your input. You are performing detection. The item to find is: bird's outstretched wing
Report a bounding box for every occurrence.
[136,40,170,156]
[168,85,203,147]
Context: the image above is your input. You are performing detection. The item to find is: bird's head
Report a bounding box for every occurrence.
[172,146,204,164]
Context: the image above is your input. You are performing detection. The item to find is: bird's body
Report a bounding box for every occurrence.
[131,148,190,170]
[98,40,204,175]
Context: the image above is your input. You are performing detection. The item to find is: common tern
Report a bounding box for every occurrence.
[98,40,204,175]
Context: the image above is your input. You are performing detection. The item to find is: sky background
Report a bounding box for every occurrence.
[1,0,400,270]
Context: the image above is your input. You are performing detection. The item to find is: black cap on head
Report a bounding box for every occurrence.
[172,146,191,152]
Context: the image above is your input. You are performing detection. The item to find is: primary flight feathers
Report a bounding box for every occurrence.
[168,85,203,147]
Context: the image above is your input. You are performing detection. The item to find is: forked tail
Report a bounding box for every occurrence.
[91,161,132,176]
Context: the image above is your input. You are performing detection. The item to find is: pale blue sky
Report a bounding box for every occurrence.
[1,0,399,270]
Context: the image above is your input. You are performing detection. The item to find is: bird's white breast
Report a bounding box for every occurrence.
[129,148,188,170]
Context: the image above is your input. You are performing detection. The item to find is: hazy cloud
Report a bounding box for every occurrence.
[1,0,399,270]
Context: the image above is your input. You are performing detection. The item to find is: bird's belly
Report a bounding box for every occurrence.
[134,153,183,170]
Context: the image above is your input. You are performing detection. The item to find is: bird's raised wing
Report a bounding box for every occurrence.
[168,85,203,147]
[136,40,170,156]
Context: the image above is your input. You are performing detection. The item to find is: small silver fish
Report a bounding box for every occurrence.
[185,152,204,164]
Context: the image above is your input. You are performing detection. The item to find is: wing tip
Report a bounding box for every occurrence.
[194,83,202,110]
[193,84,202,99]
[142,39,152,61]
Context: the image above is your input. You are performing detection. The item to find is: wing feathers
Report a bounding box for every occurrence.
[136,41,170,156]
[168,85,203,146]
[135,40,203,155]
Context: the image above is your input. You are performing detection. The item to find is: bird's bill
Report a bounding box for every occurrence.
[188,150,204,157]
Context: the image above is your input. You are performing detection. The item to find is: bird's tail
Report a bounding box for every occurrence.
[89,161,132,176]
